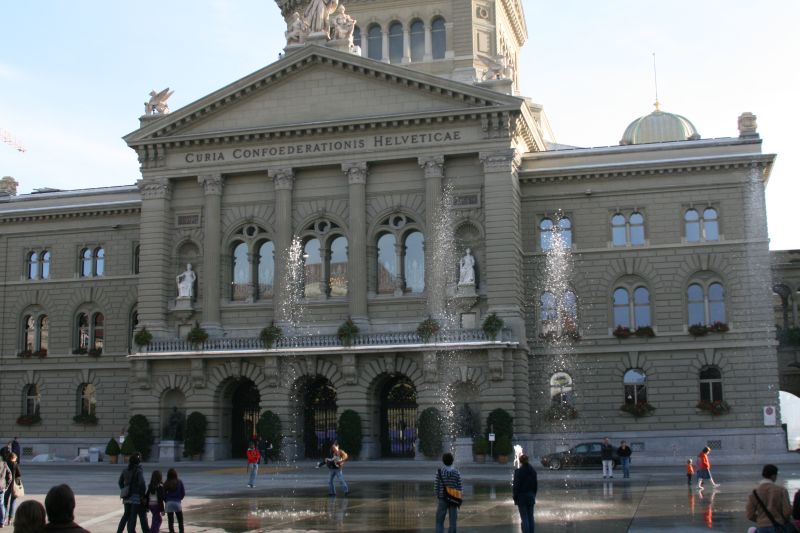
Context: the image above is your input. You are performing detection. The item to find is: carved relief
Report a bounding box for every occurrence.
[479,149,520,174]
[269,168,295,191]
[137,178,172,200]
[418,155,445,179]
[198,174,224,195]
[342,161,368,185]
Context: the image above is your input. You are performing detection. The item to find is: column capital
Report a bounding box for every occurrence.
[198,173,224,195]
[479,149,521,174]
[342,161,368,185]
[418,155,445,179]
[269,167,295,190]
[137,178,172,200]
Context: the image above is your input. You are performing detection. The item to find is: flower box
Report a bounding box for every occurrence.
[619,402,655,418]
[688,324,709,337]
[16,414,42,426]
[708,321,729,333]
[696,400,730,416]
[73,413,99,425]
[634,326,655,338]
[613,326,633,338]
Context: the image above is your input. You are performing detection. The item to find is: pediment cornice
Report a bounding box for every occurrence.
[0,202,141,224]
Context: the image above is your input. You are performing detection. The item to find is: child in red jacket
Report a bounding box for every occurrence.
[247,443,261,488]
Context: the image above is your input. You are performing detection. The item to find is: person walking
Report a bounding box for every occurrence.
[512,454,537,533]
[163,469,185,533]
[434,452,462,533]
[325,442,349,496]
[617,440,632,479]
[4,453,22,526]
[600,437,614,479]
[246,443,260,488]
[116,453,148,533]
[0,453,12,528]
[146,471,165,533]
[686,458,695,486]
[696,447,719,489]
[746,464,792,532]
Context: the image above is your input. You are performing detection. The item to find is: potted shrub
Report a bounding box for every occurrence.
[619,401,656,418]
[184,411,208,460]
[613,325,632,338]
[260,322,283,349]
[73,413,98,425]
[417,317,440,343]
[134,327,153,347]
[495,435,513,464]
[120,436,138,462]
[688,324,709,337]
[418,407,444,458]
[127,414,154,460]
[337,409,363,459]
[634,326,655,338]
[337,317,359,347]
[256,411,282,461]
[696,400,731,416]
[482,313,504,340]
[105,437,121,464]
[485,408,513,446]
[187,322,209,348]
[472,435,489,463]
[709,321,729,333]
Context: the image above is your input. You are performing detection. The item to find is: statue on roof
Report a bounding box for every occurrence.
[144,88,174,116]
[304,0,338,35]
[285,11,308,45]
[331,4,356,44]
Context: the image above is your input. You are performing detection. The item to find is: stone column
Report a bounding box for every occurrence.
[445,22,454,58]
[198,173,224,336]
[423,24,433,61]
[402,27,411,63]
[420,155,445,317]
[269,168,295,325]
[382,29,390,62]
[137,178,172,337]
[480,150,526,343]
[343,162,369,328]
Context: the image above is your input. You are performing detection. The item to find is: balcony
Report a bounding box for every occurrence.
[133,328,517,358]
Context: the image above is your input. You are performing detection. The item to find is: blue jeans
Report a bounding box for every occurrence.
[248,463,258,486]
[435,498,458,533]
[517,498,535,533]
[0,489,6,526]
[621,457,631,478]
[328,469,348,495]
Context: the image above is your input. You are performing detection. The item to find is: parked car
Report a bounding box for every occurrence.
[540,442,620,470]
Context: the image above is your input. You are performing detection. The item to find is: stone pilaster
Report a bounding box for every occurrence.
[343,162,369,328]
[480,150,526,343]
[198,173,224,336]
[137,178,172,337]
[420,155,445,317]
[269,168,295,325]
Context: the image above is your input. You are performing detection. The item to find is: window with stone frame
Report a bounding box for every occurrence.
[431,17,446,59]
[611,211,646,246]
[75,311,104,353]
[684,207,719,243]
[23,384,40,417]
[699,366,723,402]
[623,368,647,405]
[228,224,275,302]
[22,312,49,355]
[353,26,361,48]
[79,246,105,277]
[687,278,726,326]
[78,383,97,417]
[300,219,348,299]
[132,244,140,274]
[367,24,382,60]
[410,19,425,61]
[128,309,139,353]
[613,283,652,329]
[26,249,51,280]
[374,213,425,296]
[550,372,574,406]
[540,290,578,335]
[388,21,403,63]
[539,215,572,251]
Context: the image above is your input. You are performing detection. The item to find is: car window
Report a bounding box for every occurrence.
[590,444,602,453]
[574,444,589,454]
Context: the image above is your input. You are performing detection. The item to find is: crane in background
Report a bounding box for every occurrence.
[0,128,26,153]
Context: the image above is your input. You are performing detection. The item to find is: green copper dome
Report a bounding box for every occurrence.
[620,103,700,145]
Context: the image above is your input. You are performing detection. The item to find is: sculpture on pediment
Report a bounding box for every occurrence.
[285,11,308,45]
[304,0,338,35]
[482,55,513,81]
[459,248,476,285]
[144,88,174,116]
[331,4,356,44]
[176,263,196,298]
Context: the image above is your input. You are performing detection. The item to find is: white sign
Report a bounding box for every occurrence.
[763,405,777,426]
[488,433,496,442]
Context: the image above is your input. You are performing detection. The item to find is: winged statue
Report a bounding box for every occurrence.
[144,88,175,115]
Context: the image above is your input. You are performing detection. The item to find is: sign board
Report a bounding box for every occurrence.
[763,405,777,426]
[488,433,496,442]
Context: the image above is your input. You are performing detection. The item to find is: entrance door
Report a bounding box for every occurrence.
[302,376,337,459]
[380,375,417,458]
[231,380,260,458]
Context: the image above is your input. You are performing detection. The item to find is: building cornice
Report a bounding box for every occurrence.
[0,201,141,224]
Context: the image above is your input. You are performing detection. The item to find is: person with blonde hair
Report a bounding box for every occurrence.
[13,500,46,533]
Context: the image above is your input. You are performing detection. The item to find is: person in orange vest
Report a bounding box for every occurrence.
[686,458,695,486]
[696,446,719,489]
[246,443,261,488]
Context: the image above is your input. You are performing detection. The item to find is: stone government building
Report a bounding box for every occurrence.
[1,0,797,462]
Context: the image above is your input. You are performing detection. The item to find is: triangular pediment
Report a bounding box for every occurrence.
[124,45,526,146]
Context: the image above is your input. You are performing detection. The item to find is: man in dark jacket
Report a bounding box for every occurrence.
[116,453,148,533]
[44,484,91,532]
[512,454,538,533]
[601,437,615,479]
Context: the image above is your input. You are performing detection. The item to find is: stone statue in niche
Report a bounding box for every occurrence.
[330,4,355,44]
[304,0,338,35]
[458,248,476,285]
[164,407,185,440]
[176,263,196,298]
[285,11,308,45]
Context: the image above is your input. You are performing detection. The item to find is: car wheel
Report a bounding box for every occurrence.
[550,458,562,470]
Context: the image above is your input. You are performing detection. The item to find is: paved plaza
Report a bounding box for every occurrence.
[15,458,800,532]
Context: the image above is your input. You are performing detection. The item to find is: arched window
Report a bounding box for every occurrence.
[231,242,250,301]
[329,236,348,296]
[133,245,140,274]
[612,212,646,246]
[79,383,97,417]
[95,247,105,276]
[685,207,719,242]
[39,316,49,353]
[80,247,104,277]
[129,310,139,352]
[77,313,90,350]
[540,290,578,335]
[431,17,446,59]
[388,21,403,63]
[539,218,553,251]
[540,292,557,333]
[699,366,723,402]
[93,313,104,351]
[558,217,573,248]
[550,372,574,405]
[353,26,361,48]
[404,231,425,293]
[367,24,383,60]
[41,251,51,279]
[81,248,93,277]
[687,280,726,326]
[539,215,573,251]
[23,315,36,352]
[377,233,397,294]
[229,225,275,302]
[28,251,39,280]
[76,311,103,354]
[410,20,425,61]
[623,368,647,404]
[257,241,275,299]
[23,384,40,416]
[303,238,323,298]
[613,286,651,328]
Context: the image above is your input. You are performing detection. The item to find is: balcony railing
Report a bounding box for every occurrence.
[137,328,516,355]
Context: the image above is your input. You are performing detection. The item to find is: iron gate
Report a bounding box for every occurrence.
[303,377,338,458]
[381,376,417,458]
[231,380,260,458]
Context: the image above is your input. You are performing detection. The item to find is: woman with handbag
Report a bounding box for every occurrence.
[746,464,794,533]
[4,452,22,526]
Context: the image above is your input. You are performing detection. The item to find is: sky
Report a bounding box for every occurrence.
[1,1,798,251]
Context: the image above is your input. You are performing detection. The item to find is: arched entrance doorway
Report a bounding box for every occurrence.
[297,376,338,459]
[380,375,417,458]
[230,379,260,458]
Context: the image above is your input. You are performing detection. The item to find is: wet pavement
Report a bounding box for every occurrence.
[16,459,800,532]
